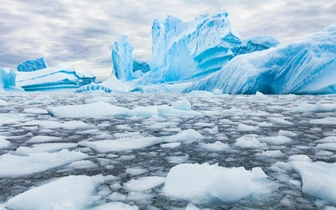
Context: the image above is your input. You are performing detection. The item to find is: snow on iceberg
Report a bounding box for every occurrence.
[16,64,96,91]
[164,163,269,202]
[146,10,241,83]
[17,57,48,72]
[185,25,336,94]
[112,34,135,81]
[5,175,104,210]
[0,67,16,90]
[233,36,280,56]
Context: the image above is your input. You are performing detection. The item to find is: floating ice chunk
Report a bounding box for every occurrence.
[310,117,336,125]
[22,120,63,129]
[172,99,191,111]
[289,155,312,162]
[62,121,92,130]
[5,175,104,210]
[107,192,127,201]
[162,129,203,143]
[47,102,130,118]
[127,192,154,201]
[160,142,181,149]
[146,122,178,130]
[258,136,292,145]
[66,160,98,169]
[258,121,273,127]
[0,149,88,177]
[0,99,9,106]
[204,126,219,134]
[199,141,229,152]
[292,161,336,205]
[27,136,62,143]
[124,176,165,191]
[316,143,336,151]
[126,167,149,176]
[0,67,16,90]
[85,96,117,104]
[235,135,267,148]
[0,136,11,149]
[164,163,269,202]
[79,137,161,153]
[15,143,78,155]
[278,130,297,137]
[237,124,259,131]
[268,117,294,125]
[256,150,285,158]
[23,108,48,114]
[166,155,189,164]
[294,101,336,112]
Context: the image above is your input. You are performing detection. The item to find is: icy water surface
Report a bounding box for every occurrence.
[1,92,336,209]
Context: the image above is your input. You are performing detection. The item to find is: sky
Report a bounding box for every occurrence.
[0,0,335,79]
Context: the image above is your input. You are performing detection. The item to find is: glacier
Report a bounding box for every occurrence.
[0,67,16,90]
[17,57,48,72]
[233,36,280,56]
[184,25,336,94]
[16,64,96,91]
[112,34,135,81]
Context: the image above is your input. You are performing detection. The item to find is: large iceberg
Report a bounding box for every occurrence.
[233,36,280,56]
[112,34,134,81]
[144,10,241,83]
[185,25,336,94]
[133,60,151,73]
[0,67,16,90]
[16,64,96,91]
[17,57,48,72]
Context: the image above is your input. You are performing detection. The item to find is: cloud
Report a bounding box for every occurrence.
[0,0,334,79]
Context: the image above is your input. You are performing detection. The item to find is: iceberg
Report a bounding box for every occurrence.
[184,25,336,94]
[0,67,16,90]
[145,10,241,83]
[112,34,134,81]
[17,57,48,72]
[233,36,280,56]
[16,64,96,91]
[133,60,151,73]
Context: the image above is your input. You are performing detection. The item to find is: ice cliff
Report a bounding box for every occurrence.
[233,36,280,56]
[184,25,336,94]
[112,35,134,81]
[17,57,48,72]
[146,10,241,83]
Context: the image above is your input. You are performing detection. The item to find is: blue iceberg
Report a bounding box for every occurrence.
[16,64,96,91]
[233,36,280,56]
[17,57,48,72]
[144,10,241,83]
[184,25,336,94]
[112,35,134,81]
[133,60,151,73]
[0,67,16,90]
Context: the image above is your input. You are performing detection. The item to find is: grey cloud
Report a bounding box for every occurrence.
[0,0,335,78]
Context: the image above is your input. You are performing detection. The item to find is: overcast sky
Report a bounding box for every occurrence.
[0,0,335,79]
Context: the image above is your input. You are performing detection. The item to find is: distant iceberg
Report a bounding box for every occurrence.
[16,64,96,91]
[17,57,48,72]
[185,25,336,94]
[0,67,16,90]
